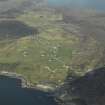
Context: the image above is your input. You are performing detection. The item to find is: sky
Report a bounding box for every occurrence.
[48,0,105,11]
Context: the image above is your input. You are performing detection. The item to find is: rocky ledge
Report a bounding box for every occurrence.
[55,67,105,105]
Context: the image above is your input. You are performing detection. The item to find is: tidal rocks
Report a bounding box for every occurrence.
[56,67,105,105]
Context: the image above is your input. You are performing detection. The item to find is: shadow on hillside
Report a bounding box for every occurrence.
[56,67,105,105]
[0,75,57,105]
[0,20,38,39]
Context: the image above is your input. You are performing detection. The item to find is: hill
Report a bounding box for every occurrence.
[0,0,46,18]
[56,67,105,105]
[0,1,105,87]
[0,9,79,85]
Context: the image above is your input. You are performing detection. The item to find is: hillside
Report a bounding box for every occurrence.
[0,2,105,87]
[56,67,105,105]
[0,35,78,85]
[0,9,79,85]
[0,0,46,18]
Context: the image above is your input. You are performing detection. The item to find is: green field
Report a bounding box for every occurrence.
[0,11,79,85]
[0,8,102,86]
[0,35,78,85]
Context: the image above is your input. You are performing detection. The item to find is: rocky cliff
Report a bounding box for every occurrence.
[56,67,105,105]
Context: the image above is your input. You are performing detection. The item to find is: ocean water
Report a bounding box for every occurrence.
[0,76,57,105]
[48,0,105,11]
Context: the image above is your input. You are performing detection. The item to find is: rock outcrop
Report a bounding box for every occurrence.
[56,67,105,105]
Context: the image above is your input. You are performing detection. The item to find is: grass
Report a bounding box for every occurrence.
[0,10,79,85]
[0,34,78,85]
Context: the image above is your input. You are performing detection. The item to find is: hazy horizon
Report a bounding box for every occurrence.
[48,0,105,11]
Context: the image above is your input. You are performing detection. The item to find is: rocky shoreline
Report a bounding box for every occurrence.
[0,71,30,88]
[0,71,58,92]
[2,67,105,105]
[3,68,105,105]
[55,67,105,105]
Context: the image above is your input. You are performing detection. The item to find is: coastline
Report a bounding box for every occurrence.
[0,71,57,92]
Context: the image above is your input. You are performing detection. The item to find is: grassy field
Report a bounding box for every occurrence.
[0,9,102,86]
[0,35,78,85]
[0,10,79,85]
[0,34,78,85]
